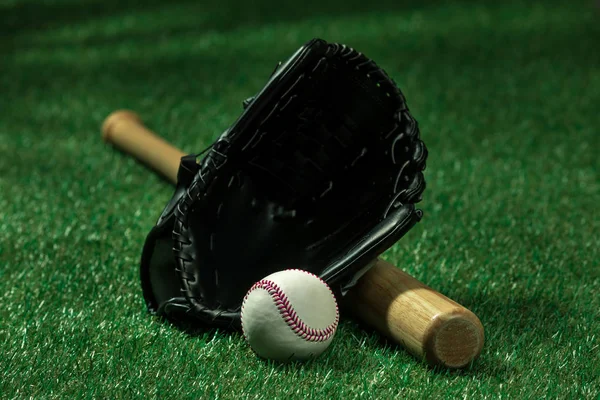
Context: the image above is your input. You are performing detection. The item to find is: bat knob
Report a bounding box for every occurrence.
[101,110,142,143]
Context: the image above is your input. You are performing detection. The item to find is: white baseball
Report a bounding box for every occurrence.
[241,269,339,362]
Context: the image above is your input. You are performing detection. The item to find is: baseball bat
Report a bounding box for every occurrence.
[102,110,484,369]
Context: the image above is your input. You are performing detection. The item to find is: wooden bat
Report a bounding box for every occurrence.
[102,110,484,369]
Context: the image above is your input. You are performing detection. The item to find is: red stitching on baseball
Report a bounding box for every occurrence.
[242,270,339,342]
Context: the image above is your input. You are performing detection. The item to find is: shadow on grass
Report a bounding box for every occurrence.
[2,0,482,37]
[3,0,597,92]
[3,8,598,137]
[1,0,470,61]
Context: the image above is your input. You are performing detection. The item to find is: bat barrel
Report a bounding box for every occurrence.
[346,259,484,368]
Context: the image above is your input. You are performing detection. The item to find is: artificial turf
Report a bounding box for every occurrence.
[1,0,599,398]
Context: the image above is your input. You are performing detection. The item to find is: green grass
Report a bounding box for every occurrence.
[1,0,599,398]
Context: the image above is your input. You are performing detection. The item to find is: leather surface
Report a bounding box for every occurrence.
[140,38,428,329]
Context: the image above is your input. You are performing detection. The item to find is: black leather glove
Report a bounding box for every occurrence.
[140,38,428,329]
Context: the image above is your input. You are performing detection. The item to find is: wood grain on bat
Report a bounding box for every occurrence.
[345,259,484,368]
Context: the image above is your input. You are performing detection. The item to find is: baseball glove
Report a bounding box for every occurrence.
[140,38,427,329]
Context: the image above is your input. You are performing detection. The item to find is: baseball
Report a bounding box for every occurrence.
[241,269,339,362]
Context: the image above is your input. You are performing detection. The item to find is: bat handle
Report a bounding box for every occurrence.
[102,110,184,184]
